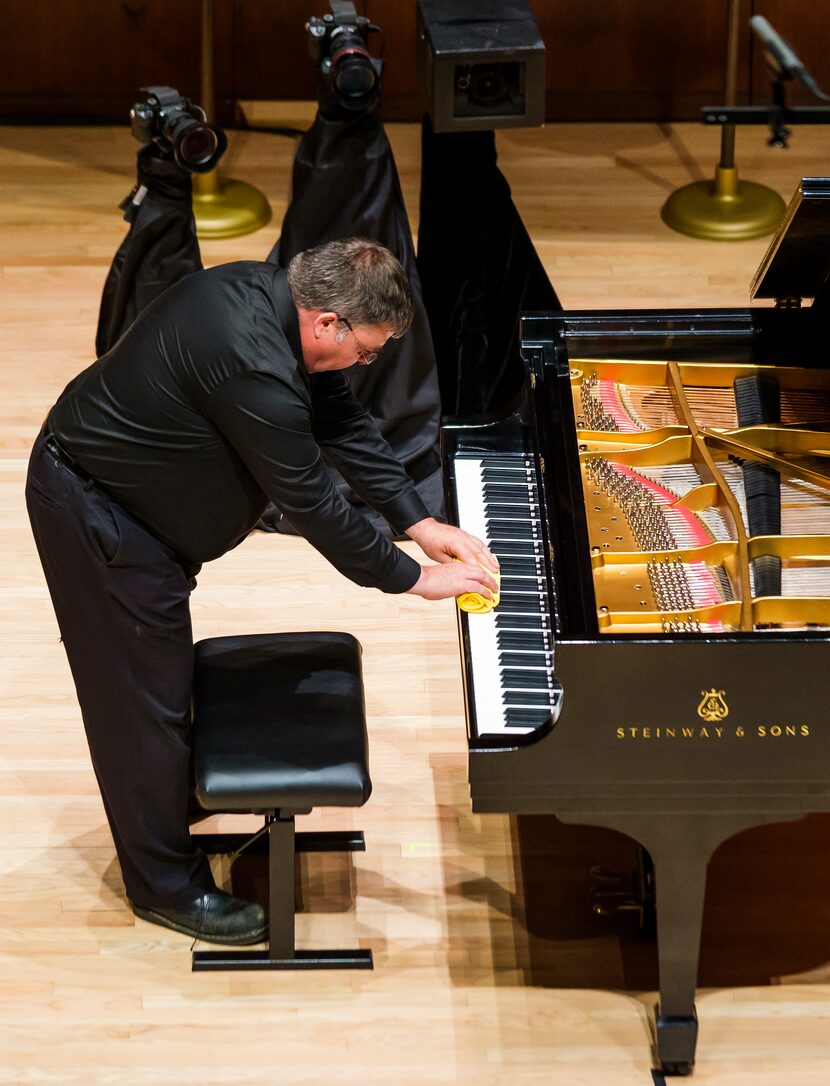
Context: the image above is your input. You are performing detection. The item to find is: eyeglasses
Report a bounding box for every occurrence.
[338,316,379,366]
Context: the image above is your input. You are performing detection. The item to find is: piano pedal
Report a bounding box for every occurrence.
[589,848,656,937]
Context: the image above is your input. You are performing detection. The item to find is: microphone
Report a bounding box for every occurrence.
[750,15,826,99]
[750,16,805,79]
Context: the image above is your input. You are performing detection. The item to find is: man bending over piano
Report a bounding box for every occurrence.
[26,237,499,946]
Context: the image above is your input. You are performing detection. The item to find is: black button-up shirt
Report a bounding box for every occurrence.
[48,261,427,593]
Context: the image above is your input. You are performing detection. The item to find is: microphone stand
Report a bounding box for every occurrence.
[661,0,785,241]
[192,0,272,239]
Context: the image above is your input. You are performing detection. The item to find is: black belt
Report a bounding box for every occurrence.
[44,434,96,487]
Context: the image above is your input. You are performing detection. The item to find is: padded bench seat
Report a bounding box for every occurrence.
[190,632,373,971]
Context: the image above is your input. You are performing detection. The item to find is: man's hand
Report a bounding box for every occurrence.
[405,517,499,572]
[405,559,498,602]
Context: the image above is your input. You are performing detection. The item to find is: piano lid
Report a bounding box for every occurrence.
[751,177,830,303]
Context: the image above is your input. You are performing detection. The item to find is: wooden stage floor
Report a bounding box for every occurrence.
[2,115,830,1084]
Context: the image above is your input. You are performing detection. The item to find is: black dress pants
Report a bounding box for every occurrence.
[26,430,215,908]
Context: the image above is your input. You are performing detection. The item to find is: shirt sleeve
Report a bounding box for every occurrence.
[205,371,421,593]
[309,370,430,534]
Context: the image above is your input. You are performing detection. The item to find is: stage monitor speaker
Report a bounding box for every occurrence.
[416,0,545,133]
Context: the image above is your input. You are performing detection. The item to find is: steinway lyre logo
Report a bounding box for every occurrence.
[697,688,729,722]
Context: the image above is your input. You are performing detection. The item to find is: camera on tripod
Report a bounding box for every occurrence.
[416,0,545,133]
[129,86,227,174]
[306,1,383,111]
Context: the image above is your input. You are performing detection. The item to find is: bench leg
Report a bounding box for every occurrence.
[268,815,296,959]
[192,815,373,971]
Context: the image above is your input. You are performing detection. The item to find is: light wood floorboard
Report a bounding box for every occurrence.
[2,117,830,1084]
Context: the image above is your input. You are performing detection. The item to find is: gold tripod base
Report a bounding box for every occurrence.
[661,166,785,241]
[192,173,272,240]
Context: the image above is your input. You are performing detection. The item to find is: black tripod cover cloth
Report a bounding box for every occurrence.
[263,95,444,533]
[96,147,202,358]
[417,118,561,418]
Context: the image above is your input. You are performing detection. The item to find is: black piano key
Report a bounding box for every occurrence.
[499,577,545,592]
[497,581,540,601]
[482,471,532,482]
[482,456,533,468]
[498,611,546,623]
[488,534,538,549]
[488,540,539,556]
[485,503,539,519]
[504,690,556,706]
[495,614,546,629]
[498,594,544,613]
[482,462,531,473]
[497,634,549,648]
[486,521,538,540]
[487,524,540,539]
[482,458,534,471]
[498,639,550,654]
[498,615,548,627]
[499,651,552,668]
[503,669,551,689]
[505,708,552,729]
[493,551,538,569]
[497,556,542,575]
[483,485,534,500]
[496,632,550,651]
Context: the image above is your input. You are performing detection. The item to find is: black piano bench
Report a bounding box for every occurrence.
[189,632,373,972]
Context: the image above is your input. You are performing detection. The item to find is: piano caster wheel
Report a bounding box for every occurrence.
[661,1062,693,1077]
[656,1009,698,1076]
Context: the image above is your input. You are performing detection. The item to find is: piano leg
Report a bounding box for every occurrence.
[574,811,804,1077]
[650,837,705,1076]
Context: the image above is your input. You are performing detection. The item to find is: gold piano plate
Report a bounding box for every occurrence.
[597,600,743,635]
[753,596,830,627]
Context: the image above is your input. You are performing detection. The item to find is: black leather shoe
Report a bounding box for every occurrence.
[132,890,267,945]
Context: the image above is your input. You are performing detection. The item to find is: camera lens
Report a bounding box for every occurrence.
[468,69,508,108]
[329,26,377,108]
[333,53,376,98]
[166,113,226,173]
[179,125,219,167]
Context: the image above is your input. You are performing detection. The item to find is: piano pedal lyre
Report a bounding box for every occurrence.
[590,846,656,937]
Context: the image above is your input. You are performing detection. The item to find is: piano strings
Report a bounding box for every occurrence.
[578,371,830,433]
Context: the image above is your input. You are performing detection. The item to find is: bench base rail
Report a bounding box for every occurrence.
[191,815,372,972]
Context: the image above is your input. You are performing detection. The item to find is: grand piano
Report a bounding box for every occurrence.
[443,178,830,1075]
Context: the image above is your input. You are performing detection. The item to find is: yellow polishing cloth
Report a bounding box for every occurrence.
[456,562,501,614]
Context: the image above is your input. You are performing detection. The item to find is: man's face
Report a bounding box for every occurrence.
[301,312,394,373]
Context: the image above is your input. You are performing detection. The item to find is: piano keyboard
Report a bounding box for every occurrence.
[453,456,562,745]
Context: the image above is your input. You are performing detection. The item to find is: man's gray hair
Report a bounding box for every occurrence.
[286,237,414,337]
